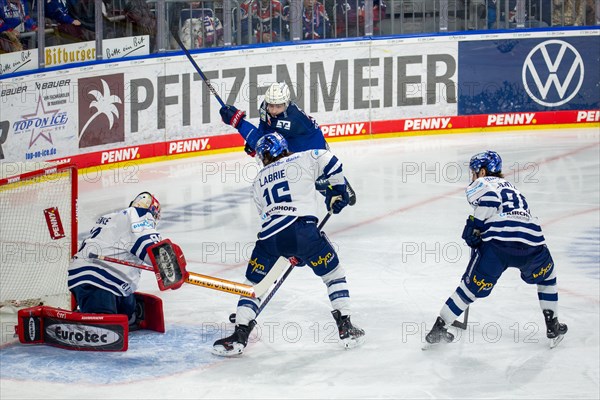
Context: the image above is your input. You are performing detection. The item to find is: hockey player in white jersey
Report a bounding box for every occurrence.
[425,151,567,348]
[68,192,163,325]
[213,133,364,356]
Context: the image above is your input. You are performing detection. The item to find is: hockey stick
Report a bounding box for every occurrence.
[88,253,256,298]
[451,307,469,330]
[171,32,225,107]
[229,211,334,322]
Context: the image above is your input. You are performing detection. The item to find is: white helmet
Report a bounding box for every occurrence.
[264,82,291,106]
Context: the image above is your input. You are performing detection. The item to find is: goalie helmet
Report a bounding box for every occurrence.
[264,82,291,106]
[255,133,289,166]
[129,192,161,221]
[469,151,502,174]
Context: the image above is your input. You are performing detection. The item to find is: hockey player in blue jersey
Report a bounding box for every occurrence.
[219,82,356,204]
[68,192,163,326]
[424,151,568,348]
[212,133,364,356]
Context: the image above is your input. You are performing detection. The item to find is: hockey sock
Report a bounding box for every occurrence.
[537,269,558,316]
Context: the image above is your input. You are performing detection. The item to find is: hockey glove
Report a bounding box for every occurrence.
[462,215,483,248]
[325,184,350,214]
[244,142,256,157]
[219,105,246,128]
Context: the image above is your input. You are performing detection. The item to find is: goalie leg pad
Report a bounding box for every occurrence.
[16,306,129,351]
[133,292,165,333]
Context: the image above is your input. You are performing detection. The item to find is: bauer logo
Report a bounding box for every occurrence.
[522,40,584,107]
[44,207,66,239]
[78,74,124,148]
[44,321,125,350]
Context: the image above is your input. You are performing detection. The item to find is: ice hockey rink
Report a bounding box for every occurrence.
[1,127,599,399]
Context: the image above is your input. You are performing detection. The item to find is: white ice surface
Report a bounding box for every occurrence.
[1,128,599,399]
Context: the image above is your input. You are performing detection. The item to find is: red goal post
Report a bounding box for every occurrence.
[0,162,78,310]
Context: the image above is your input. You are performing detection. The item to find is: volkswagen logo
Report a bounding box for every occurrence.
[522,40,584,107]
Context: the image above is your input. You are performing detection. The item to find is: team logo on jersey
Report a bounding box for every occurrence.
[533,262,553,279]
[522,40,584,107]
[44,207,66,240]
[276,120,291,130]
[131,219,155,232]
[310,252,334,268]
[249,258,266,275]
[472,275,494,293]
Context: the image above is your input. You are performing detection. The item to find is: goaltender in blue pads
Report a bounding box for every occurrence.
[212,133,365,356]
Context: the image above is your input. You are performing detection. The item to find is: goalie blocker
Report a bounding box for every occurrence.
[15,293,165,352]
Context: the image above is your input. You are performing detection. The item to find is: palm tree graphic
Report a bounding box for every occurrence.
[79,79,122,139]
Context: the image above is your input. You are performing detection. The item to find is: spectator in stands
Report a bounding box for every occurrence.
[178,10,224,48]
[0,0,36,53]
[123,0,157,51]
[300,0,331,40]
[53,0,116,43]
[552,0,586,25]
[45,0,81,27]
[334,0,386,38]
[240,0,286,44]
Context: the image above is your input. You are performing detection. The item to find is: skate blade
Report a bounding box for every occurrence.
[549,335,565,349]
[341,335,365,349]
[212,343,245,357]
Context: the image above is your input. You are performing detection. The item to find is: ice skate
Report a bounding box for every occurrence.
[332,310,365,349]
[423,316,454,350]
[543,310,567,348]
[212,321,256,356]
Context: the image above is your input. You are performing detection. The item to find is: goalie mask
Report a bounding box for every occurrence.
[469,151,502,174]
[129,192,161,221]
[256,133,289,166]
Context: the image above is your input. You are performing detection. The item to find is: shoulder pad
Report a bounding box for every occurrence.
[465,178,490,203]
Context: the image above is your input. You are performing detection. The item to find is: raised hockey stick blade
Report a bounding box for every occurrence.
[451,307,469,330]
[172,34,225,107]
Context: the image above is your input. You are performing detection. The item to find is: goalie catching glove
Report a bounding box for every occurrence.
[325,184,350,214]
[147,240,189,290]
[462,215,484,248]
[220,105,246,128]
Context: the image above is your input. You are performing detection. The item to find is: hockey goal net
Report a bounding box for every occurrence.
[0,162,77,310]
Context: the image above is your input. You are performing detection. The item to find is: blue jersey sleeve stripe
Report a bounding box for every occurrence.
[131,234,156,256]
[322,156,340,177]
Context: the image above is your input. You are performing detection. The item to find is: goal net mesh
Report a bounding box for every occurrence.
[0,162,77,310]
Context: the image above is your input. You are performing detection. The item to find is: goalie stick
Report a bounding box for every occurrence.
[229,211,333,322]
[89,240,285,298]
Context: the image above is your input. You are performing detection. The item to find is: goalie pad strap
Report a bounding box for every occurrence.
[16,306,129,351]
